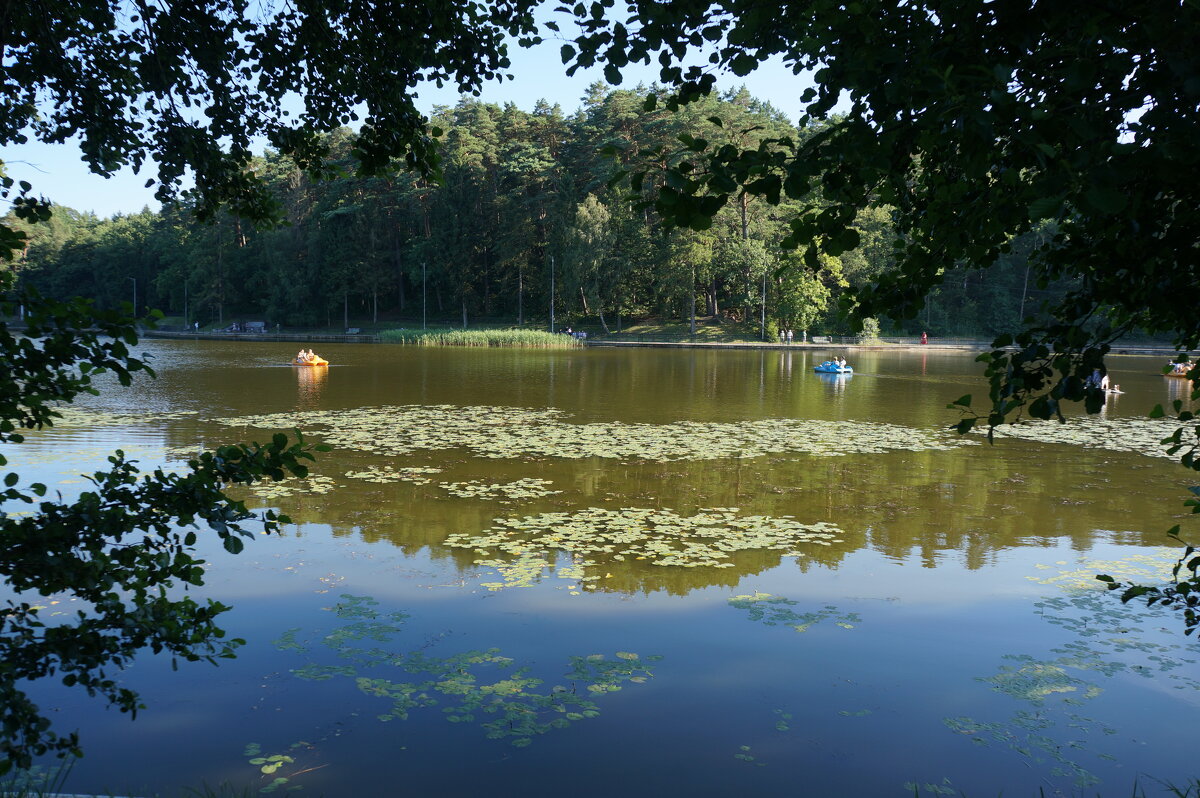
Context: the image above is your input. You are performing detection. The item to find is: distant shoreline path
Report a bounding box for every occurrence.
[140,330,1180,356]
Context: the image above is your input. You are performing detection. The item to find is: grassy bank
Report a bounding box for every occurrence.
[378,328,581,348]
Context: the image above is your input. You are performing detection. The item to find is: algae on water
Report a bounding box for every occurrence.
[214,404,975,462]
[443,507,844,592]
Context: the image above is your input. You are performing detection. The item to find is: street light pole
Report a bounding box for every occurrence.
[128,277,137,318]
[422,261,427,330]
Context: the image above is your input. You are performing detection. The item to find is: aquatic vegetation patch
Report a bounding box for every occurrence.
[727,593,860,632]
[379,328,581,348]
[469,550,585,592]
[733,744,763,765]
[942,552,1200,789]
[441,477,561,501]
[444,508,844,590]
[238,474,337,501]
[1026,549,1180,592]
[942,712,1102,787]
[978,416,1199,460]
[164,443,213,459]
[275,595,660,748]
[983,657,1101,704]
[214,404,973,462]
[243,741,315,794]
[344,464,443,485]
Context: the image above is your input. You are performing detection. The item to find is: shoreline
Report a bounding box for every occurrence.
[140,329,1183,357]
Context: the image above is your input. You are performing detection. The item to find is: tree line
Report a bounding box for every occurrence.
[8,85,1064,338]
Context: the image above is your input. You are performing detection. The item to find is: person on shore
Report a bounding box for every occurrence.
[779,329,786,345]
[786,329,793,344]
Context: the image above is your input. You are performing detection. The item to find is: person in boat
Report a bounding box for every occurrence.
[838,356,848,368]
[305,349,318,363]
[1086,368,1104,389]
[297,349,306,363]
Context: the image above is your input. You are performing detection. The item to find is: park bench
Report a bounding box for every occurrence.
[810,335,831,344]
[346,327,361,335]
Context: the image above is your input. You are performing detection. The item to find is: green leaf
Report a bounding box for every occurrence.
[1085,185,1128,214]
[1027,196,1061,219]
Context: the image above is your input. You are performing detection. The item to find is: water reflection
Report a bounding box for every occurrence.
[24,341,1200,797]
[816,371,852,392]
[295,364,328,408]
[1165,374,1194,407]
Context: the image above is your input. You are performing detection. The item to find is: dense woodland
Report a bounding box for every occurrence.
[7,85,1064,337]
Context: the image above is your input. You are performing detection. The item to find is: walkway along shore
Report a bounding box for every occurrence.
[140,330,1182,357]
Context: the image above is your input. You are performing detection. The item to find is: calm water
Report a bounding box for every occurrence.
[6,340,1199,797]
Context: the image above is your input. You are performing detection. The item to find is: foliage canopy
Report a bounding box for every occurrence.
[1,0,539,233]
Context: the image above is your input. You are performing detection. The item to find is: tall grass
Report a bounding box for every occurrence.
[379,329,581,348]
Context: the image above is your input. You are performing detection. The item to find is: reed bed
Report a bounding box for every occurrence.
[379,329,581,348]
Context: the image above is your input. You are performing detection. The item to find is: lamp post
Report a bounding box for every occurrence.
[128,277,137,318]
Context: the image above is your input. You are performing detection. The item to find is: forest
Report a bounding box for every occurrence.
[7,85,1063,338]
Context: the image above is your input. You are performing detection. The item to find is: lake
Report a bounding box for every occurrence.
[6,339,1199,797]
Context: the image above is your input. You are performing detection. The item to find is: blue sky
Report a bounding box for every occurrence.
[2,34,814,219]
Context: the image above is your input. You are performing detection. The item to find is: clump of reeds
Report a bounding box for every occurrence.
[379,329,581,348]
